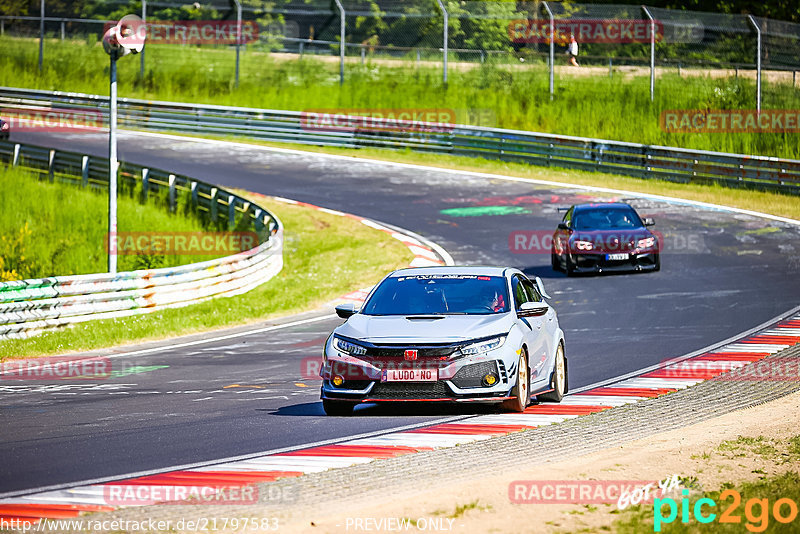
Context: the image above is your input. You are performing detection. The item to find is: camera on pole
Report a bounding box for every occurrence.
[103,14,146,59]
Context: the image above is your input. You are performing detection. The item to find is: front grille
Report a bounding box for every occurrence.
[367,381,451,399]
[365,345,459,359]
[451,361,499,389]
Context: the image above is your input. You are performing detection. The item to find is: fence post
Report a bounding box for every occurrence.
[168,174,176,212]
[747,15,761,115]
[12,144,20,166]
[436,0,448,85]
[1,20,4,36]
[361,47,365,64]
[60,20,64,40]
[642,6,655,102]
[334,0,345,85]
[140,0,146,80]
[233,0,241,87]
[81,155,89,187]
[608,57,612,77]
[38,0,44,72]
[142,168,149,201]
[190,180,197,207]
[543,2,554,100]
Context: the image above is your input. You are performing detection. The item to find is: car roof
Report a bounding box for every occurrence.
[573,202,635,212]
[387,266,513,278]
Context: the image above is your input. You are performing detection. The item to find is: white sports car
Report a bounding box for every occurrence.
[320,266,567,415]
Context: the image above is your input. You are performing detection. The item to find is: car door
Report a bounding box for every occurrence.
[522,277,557,368]
[512,275,547,371]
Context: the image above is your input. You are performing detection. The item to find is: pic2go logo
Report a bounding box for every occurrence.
[653,489,799,532]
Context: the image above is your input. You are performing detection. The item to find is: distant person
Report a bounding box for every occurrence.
[568,34,579,67]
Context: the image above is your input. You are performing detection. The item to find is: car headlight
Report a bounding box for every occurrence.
[573,240,593,251]
[333,336,367,356]
[637,237,656,249]
[459,335,507,357]
[0,123,8,130]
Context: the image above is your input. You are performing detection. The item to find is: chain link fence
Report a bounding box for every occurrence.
[1,1,798,110]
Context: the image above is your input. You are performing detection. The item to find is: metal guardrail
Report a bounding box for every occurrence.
[0,86,798,195]
[0,139,283,340]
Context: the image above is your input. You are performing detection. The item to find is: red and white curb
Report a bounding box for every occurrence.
[2,314,798,524]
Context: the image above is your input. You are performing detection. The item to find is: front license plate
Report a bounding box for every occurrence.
[382,369,438,382]
[607,253,630,261]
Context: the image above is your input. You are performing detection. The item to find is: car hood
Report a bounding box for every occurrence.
[336,313,515,344]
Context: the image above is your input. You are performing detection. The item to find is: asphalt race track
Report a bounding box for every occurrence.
[2,130,799,495]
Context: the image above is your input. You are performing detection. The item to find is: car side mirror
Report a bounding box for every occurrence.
[534,276,552,299]
[335,303,358,319]
[643,217,655,227]
[557,223,570,231]
[519,301,549,317]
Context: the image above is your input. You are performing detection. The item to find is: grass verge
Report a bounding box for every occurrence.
[0,193,414,360]
[164,133,800,221]
[0,165,216,280]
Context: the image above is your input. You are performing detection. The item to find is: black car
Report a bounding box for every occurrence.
[552,202,660,275]
[0,118,8,140]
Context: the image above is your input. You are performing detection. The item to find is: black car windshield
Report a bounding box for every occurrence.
[362,274,509,315]
[573,207,643,230]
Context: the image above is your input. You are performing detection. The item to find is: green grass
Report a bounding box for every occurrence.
[0,165,215,280]
[2,36,799,159]
[0,193,413,359]
[615,471,800,533]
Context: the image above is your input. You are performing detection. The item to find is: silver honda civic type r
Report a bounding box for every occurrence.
[320,266,567,416]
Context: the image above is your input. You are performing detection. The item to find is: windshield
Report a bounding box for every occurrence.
[362,274,509,316]
[573,207,643,230]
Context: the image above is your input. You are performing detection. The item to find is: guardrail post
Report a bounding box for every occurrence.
[60,20,64,40]
[228,194,236,229]
[81,155,89,187]
[168,174,176,212]
[210,187,219,224]
[12,144,20,166]
[361,47,365,64]
[141,168,149,201]
[334,0,345,85]
[190,180,198,207]
[299,41,304,56]
[642,6,655,102]
[436,0,448,85]
[1,20,4,36]
[48,149,55,182]
[609,57,612,78]
[254,208,264,234]
[543,2,554,101]
[747,15,761,115]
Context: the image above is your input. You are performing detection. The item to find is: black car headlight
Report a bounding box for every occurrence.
[333,336,368,357]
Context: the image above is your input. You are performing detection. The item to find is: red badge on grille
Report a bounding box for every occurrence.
[404,349,418,361]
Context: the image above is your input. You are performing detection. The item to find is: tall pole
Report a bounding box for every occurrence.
[234,0,241,87]
[38,0,44,71]
[140,0,146,80]
[436,0,448,85]
[108,55,118,274]
[334,0,345,85]
[543,2,553,100]
[642,6,655,102]
[747,15,761,115]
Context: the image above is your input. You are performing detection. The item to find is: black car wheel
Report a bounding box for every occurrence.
[551,251,562,272]
[565,254,576,277]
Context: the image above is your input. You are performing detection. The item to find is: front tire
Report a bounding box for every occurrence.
[502,348,530,412]
[538,343,566,403]
[551,251,562,272]
[322,399,355,416]
[565,254,576,277]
